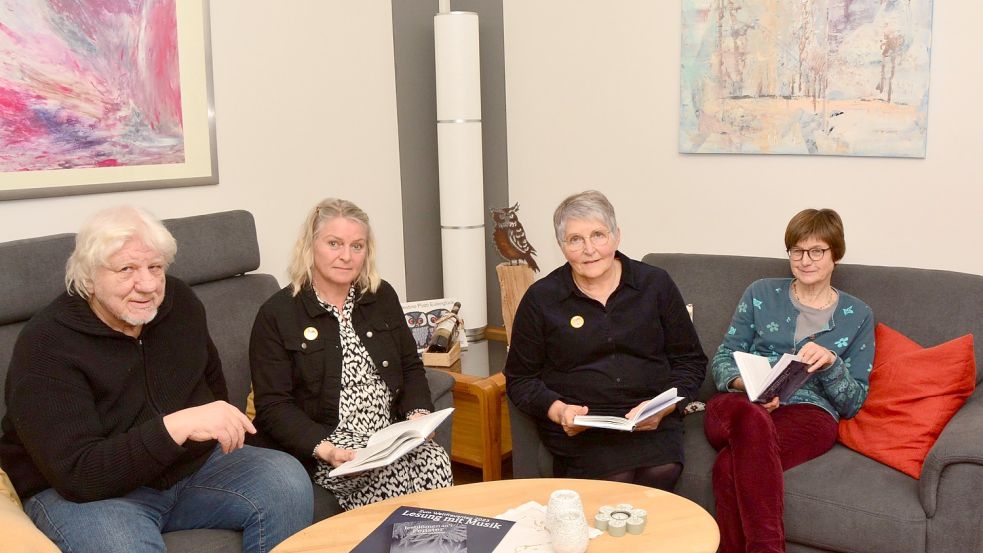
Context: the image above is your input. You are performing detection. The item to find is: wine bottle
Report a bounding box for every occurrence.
[429,302,461,353]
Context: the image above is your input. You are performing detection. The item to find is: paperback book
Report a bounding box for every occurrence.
[329,408,454,477]
[572,387,684,431]
[733,351,811,403]
[352,506,514,553]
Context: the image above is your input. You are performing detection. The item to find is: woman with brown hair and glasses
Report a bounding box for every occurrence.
[705,208,875,553]
[504,190,707,490]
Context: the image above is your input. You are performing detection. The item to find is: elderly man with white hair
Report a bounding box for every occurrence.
[0,206,312,553]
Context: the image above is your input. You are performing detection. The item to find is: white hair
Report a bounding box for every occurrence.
[65,206,177,298]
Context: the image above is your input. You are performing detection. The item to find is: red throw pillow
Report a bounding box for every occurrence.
[837,323,976,479]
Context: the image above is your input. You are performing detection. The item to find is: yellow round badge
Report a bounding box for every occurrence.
[570,315,584,329]
[303,327,318,341]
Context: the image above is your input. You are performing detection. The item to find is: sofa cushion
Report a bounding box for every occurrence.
[676,412,717,514]
[783,444,926,553]
[0,467,59,553]
[838,324,976,479]
[165,211,262,286]
[0,234,75,326]
[191,275,280,412]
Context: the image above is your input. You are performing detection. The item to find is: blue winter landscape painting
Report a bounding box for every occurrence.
[679,0,934,157]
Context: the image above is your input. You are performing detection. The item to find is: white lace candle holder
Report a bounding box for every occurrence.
[546,489,585,532]
[550,510,589,553]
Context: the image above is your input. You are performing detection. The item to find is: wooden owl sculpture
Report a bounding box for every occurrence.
[490,203,539,272]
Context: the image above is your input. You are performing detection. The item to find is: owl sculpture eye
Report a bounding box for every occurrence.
[403,311,428,348]
[405,312,426,327]
[426,309,446,327]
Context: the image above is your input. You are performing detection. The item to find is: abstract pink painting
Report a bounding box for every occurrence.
[0,0,185,172]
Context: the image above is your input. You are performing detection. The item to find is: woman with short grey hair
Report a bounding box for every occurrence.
[505,190,707,490]
[551,189,618,246]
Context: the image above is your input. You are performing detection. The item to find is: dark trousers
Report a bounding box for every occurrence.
[704,393,838,553]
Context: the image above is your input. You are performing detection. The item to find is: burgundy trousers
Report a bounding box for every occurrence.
[704,393,838,553]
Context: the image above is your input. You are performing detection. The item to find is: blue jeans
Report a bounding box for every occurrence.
[24,445,313,553]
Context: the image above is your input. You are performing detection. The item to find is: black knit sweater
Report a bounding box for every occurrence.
[0,276,227,502]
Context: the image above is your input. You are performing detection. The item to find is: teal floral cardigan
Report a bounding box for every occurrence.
[711,278,875,420]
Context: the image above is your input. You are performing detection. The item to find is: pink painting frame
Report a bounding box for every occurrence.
[0,0,217,200]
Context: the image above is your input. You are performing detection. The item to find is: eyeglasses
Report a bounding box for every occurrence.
[562,230,610,251]
[787,247,830,261]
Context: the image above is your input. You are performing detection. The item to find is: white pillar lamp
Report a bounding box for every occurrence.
[434,2,487,340]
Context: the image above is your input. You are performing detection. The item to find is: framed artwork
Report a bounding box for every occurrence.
[401,298,469,354]
[0,0,218,200]
[679,0,934,157]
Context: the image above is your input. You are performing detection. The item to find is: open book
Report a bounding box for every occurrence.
[733,351,811,403]
[329,407,454,477]
[572,387,684,431]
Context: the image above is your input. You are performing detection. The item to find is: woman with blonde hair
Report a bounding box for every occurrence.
[249,198,452,510]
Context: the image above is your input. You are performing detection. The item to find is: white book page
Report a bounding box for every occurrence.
[573,388,682,431]
[329,408,454,477]
[733,351,772,401]
[631,387,680,423]
[733,352,803,401]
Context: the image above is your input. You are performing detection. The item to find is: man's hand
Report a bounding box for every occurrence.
[315,441,356,468]
[627,402,676,431]
[163,401,256,453]
[548,400,589,437]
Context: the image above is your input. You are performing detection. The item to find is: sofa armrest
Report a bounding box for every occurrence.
[919,391,983,516]
[425,368,455,453]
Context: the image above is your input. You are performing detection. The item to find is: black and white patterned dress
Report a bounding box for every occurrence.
[311,286,452,510]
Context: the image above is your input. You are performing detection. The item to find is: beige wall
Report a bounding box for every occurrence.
[0,1,409,296]
[503,1,983,279]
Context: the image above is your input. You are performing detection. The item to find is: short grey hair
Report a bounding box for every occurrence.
[552,190,619,244]
[65,206,177,299]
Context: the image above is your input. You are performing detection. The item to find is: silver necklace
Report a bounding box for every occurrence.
[792,279,835,309]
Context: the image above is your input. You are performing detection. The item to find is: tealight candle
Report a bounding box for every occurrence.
[607,519,627,537]
[594,512,610,531]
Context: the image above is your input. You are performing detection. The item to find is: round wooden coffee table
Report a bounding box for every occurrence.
[273,478,718,552]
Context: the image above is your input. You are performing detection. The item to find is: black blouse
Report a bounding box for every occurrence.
[504,252,707,476]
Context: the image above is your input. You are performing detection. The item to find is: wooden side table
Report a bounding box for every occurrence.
[425,340,511,481]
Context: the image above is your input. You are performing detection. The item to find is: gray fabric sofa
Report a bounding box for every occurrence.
[508,252,983,553]
[0,210,455,553]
